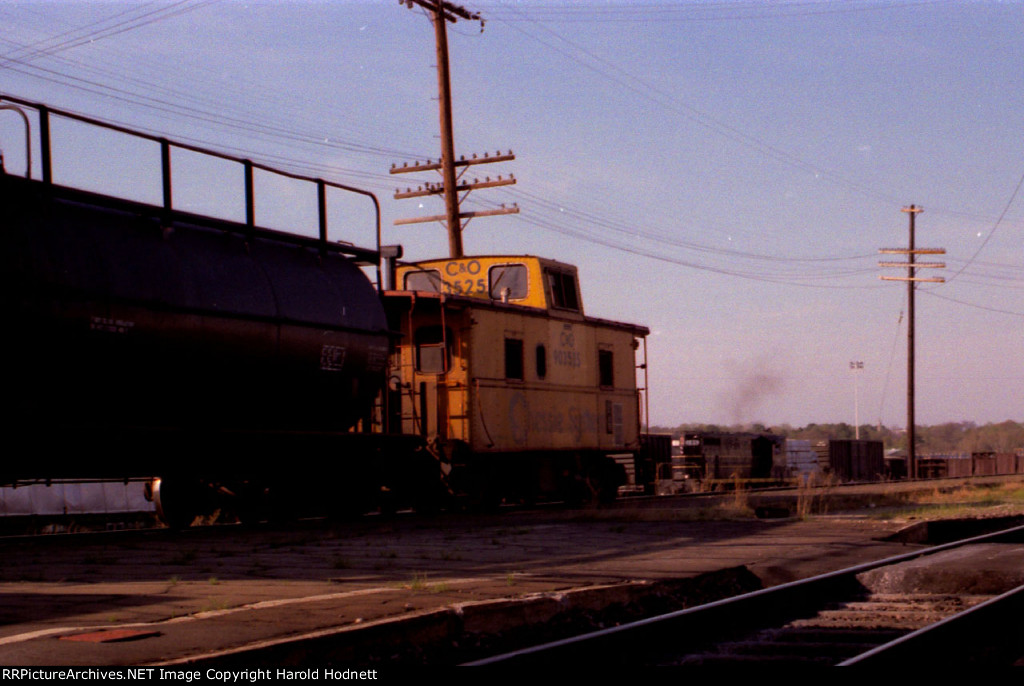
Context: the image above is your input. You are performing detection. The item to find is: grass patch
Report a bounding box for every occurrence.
[199,598,230,613]
[878,482,1024,520]
[396,572,454,594]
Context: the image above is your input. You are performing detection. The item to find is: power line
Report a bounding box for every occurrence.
[921,290,1024,318]
[479,1,949,23]
[0,0,222,67]
[942,165,1024,287]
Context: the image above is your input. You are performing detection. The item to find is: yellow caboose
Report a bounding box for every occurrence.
[382,255,649,505]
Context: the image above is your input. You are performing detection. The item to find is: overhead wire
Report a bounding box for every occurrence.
[940,165,1024,288]
[0,2,426,180]
[2,1,1020,299]
[479,1,950,23]
[877,302,906,429]
[479,3,1024,304]
[0,0,220,67]
[453,187,884,287]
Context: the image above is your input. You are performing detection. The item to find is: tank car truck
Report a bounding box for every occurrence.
[384,255,650,507]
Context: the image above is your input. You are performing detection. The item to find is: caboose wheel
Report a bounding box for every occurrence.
[151,477,200,529]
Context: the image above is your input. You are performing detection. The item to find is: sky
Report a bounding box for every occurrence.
[1,0,1021,429]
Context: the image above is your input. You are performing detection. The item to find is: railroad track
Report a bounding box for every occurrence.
[467,523,1024,667]
[5,473,1009,538]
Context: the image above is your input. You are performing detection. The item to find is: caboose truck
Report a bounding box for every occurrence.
[1,96,650,525]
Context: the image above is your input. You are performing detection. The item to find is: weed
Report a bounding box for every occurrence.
[199,598,230,613]
[408,572,429,591]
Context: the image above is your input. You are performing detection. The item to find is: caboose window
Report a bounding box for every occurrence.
[415,326,450,374]
[489,264,528,301]
[598,349,614,387]
[404,269,442,293]
[535,344,547,379]
[505,338,524,380]
[545,268,580,311]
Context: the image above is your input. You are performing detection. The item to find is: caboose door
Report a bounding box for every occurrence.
[410,323,453,440]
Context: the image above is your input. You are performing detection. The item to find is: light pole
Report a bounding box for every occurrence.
[850,361,863,440]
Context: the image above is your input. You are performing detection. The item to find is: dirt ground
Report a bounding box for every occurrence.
[1,477,1021,666]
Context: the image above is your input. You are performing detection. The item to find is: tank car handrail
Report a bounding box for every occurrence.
[0,103,31,178]
[0,94,383,284]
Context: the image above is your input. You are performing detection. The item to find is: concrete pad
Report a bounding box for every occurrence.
[857,543,1024,595]
[0,511,922,666]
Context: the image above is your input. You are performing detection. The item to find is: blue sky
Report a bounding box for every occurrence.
[1,0,1021,428]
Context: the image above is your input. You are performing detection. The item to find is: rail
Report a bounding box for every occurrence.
[467,521,1024,666]
[0,94,384,286]
[840,581,1024,665]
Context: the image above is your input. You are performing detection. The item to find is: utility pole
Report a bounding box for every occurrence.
[879,205,945,479]
[393,0,518,258]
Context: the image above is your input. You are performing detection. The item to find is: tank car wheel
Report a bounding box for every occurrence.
[151,477,200,529]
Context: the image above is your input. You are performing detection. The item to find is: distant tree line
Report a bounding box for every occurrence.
[650,421,1024,454]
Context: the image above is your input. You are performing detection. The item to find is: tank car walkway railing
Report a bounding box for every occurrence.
[0,94,384,286]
